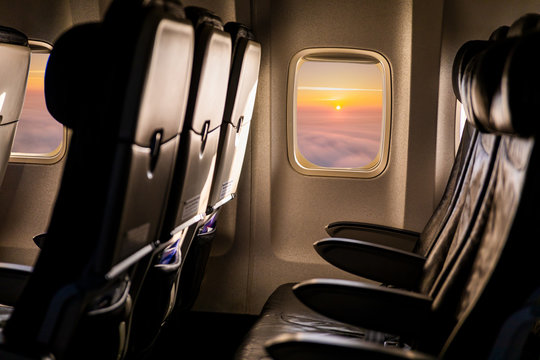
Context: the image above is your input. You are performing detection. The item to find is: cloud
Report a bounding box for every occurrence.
[297,108,382,168]
[12,89,62,153]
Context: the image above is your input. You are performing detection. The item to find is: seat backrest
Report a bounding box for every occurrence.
[421,15,540,300]
[125,7,232,356]
[0,27,30,186]
[438,35,540,357]
[413,37,496,257]
[206,22,261,212]
[414,25,512,257]
[416,18,540,295]
[419,17,540,356]
[160,6,232,249]
[3,0,194,358]
[171,21,262,312]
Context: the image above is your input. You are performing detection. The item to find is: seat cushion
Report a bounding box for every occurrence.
[234,283,403,360]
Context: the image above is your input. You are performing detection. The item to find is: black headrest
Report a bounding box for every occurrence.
[45,23,100,129]
[147,0,185,18]
[224,22,256,59]
[185,6,224,31]
[507,13,540,38]
[45,0,188,130]
[468,39,516,132]
[0,25,28,46]
[452,40,490,102]
[491,33,540,136]
[452,25,512,103]
[489,25,509,41]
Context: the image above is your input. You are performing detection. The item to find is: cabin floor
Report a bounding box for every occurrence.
[148,310,257,359]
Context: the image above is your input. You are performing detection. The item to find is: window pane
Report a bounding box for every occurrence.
[11,51,63,155]
[296,60,383,168]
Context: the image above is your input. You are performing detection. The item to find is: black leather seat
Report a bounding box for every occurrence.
[317,27,509,287]
[310,36,501,290]
[0,26,30,187]
[0,0,195,359]
[235,15,540,360]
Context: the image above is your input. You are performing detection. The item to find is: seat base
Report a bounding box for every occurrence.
[234,283,404,359]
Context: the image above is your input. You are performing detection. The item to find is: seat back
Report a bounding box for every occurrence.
[126,7,232,356]
[417,21,531,295]
[414,27,506,257]
[172,22,261,312]
[0,27,30,186]
[438,22,540,359]
[413,37,496,257]
[3,0,194,358]
[161,6,232,245]
[420,17,540,356]
[207,22,261,212]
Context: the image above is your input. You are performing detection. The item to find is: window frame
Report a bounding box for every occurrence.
[9,40,67,165]
[287,47,392,178]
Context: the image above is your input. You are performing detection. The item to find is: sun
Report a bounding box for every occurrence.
[335,105,342,111]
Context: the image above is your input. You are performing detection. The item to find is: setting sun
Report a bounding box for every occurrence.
[336,105,341,110]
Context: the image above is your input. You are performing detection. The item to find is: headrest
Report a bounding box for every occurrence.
[45,23,100,129]
[452,25,512,103]
[185,6,224,31]
[468,39,516,132]
[491,33,540,136]
[452,40,490,102]
[507,13,540,38]
[489,25,509,41]
[46,0,188,130]
[104,0,185,24]
[147,0,185,19]
[455,13,540,136]
[224,22,256,59]
[0,26,28,46]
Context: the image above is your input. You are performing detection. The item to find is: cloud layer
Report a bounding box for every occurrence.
[297,107,382,168]
[12,88,62,154]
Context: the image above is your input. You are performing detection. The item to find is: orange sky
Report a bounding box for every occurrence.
[297,60,383,110]
[13,52,63,154]
[295,59,384,168]
[25,53,48,92]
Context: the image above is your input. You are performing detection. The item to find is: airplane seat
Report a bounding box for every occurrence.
[0,0,195,358]
[0,27,30,188]
[173,21,261,312]
[126,6,232,357]
[322,27,514,252]
[323,48,488,254]
[313,27,506,289]
[235,16,540,360]
[322,21,514,246]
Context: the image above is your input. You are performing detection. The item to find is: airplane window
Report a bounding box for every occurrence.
[10,41,65,164]
[288,48,391,178]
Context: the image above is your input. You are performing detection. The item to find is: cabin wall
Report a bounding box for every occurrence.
[195,0,447,315]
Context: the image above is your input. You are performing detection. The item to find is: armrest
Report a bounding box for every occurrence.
[314,238,425,289]
[0,263,33,306]
[266,333,436,360]
[325,222,419,251]
[293,278,432,336]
